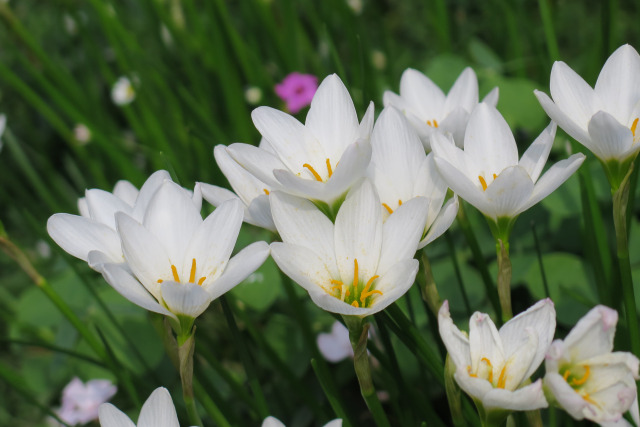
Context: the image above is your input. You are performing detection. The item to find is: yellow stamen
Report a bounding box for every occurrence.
[382,203,394,214]
[398,199,402,206]
[326,158,333,178]
[303,163,323,181]
[171,265,180,282]
[189,259,197,283]
[582,392,598,406]
[360,275,381,304]
[351,301,359,307]
[157,279,163,283]
[493,173,497,180]
[353,259,359,290]
[632,118,639,137]
[197,277,206,286]
[478,176,488,191]
[570,365,590,386]
[467,365,477,378]
[263,188,270,195]
[563,370,570,381]
[433,119,438,128]
[497,365,508,389]
[480,357,494,383]
[330,279,343,285]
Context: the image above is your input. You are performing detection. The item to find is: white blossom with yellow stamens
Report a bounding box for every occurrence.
[544,305,640,424]
[535,44,640,166]
[431,103,585,234]
[367,106,458,249]
[270,180,427,317]
[227,74,374,216]
[384,67,499,150]
[200,140,276,232]
[438,299,555,419]
[99,181,269,328]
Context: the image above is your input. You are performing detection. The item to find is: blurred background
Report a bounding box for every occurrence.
[1,0,639,425]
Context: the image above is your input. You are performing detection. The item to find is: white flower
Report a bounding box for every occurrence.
[431,103,585,237]
[228,74,374,216]
[535,44,640,170]
[99,387,180,427]
[47,170,194,271]
[262,416,342,427]
[73,124,92,145]
[100,180,270,326]
[245,86,263,105]
[438,299,555,417]
[384,67,499,150]
[317,321,354,362]
[55,377,116,426]
[111,77,136,106]
[200,141,275,232]
[367,106,458,249]
[544,305,640,424]
[270,180,427,317]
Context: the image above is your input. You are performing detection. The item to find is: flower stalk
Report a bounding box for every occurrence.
[177,328,203,427]
[343,316,391,427]
[612,162,640,359]
[496,239,513,322]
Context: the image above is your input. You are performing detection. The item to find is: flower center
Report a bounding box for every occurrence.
[157,258,206,286]
[560,364,598,406]
[382,199,402,215]
[303,158,334,182]
[467,357,508,389]
[426,119,439,128]
[327,258,383,308]
[478,173,498,191]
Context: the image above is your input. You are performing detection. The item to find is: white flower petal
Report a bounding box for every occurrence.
[482,87,500,107]
[499,298,555,381]
[464,103,519,175]
[377,197,428,276]
[453,368,493,402]
[595,44,640,124]
[482,379,548,411]
[544,372,588,420]
[262,416,286,427]
[382,90,412,112]
[206,241,270,300]
[588,110,634,160]
[364,258,419,315]
[131,170,172,221]
[137,387,180,427]
[400,68,446,119]
[161,281,213,318]
[182,198,244,284]
[414,154,448,228]
[247,195,276,232]
[320,138,372,203]
[419,195,459,249]
[323,419,343,427]
[214,145,269,205]
[226,143,287,188]
[305,74,359,160]
[252,106,325,173]
[519,122,557,183]
[101,264,174,318]
[270,191,337,275]
[444,67,478,115]
[317,321,353,362]
[143,181,202,265]
[484,165,534,219]
[334,180,382,282]
[309,291,372,317]
[469,311,504,370]
[439,107,469,148]
[112,180,139,206]
[534,90,591,147]
[47,213,122,263]
[98,403,136,427]
[200,183,246,213]
[357,101,375,141]
[433,156,494,217]
[116,212,170,297]
[515,153,585,215]
[550,61,601,127]
[564,305,618,361]
[438,301,472,370]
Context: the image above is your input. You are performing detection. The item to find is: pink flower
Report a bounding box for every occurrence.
[274,72,318,113]
[55,377,117,425]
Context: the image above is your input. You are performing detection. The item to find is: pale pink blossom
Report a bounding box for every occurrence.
[55,377,117,425]
[275,72,318,113]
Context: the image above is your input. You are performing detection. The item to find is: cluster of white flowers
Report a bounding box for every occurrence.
[47,43,640,426]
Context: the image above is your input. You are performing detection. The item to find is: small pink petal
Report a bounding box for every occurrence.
[275,72,319,114]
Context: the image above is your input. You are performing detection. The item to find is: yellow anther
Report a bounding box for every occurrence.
[497,365,508,389]
[480,357,494,383]
[353,259,359,290]
[426,119,439,128]
[493,173,497,180]
[467,365,477,378]
[189,258,197,283]
[197,277,206,286]
[360,275,381,304]
[330,279,343,285]
[632,118,639,137]
[326,158,333,178]
[563,370,570,381]
[478,176,488,191]
[303,163,323,181]
[398,199,402,206]
[570,365,590,386]
[382,203,394,214]
[157,279,163,283]
[351,301,359,307]
[171,265,180,282]
[263,188,270,195]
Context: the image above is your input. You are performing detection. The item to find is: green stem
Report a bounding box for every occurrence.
[445,232,472,316]
[496,239,513,322]
[531,222,551,299]
[177,330,203,427]
[418,252,442,315]
[343,316,391,427]
[612,167,640,358]
[537,0,560,61]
